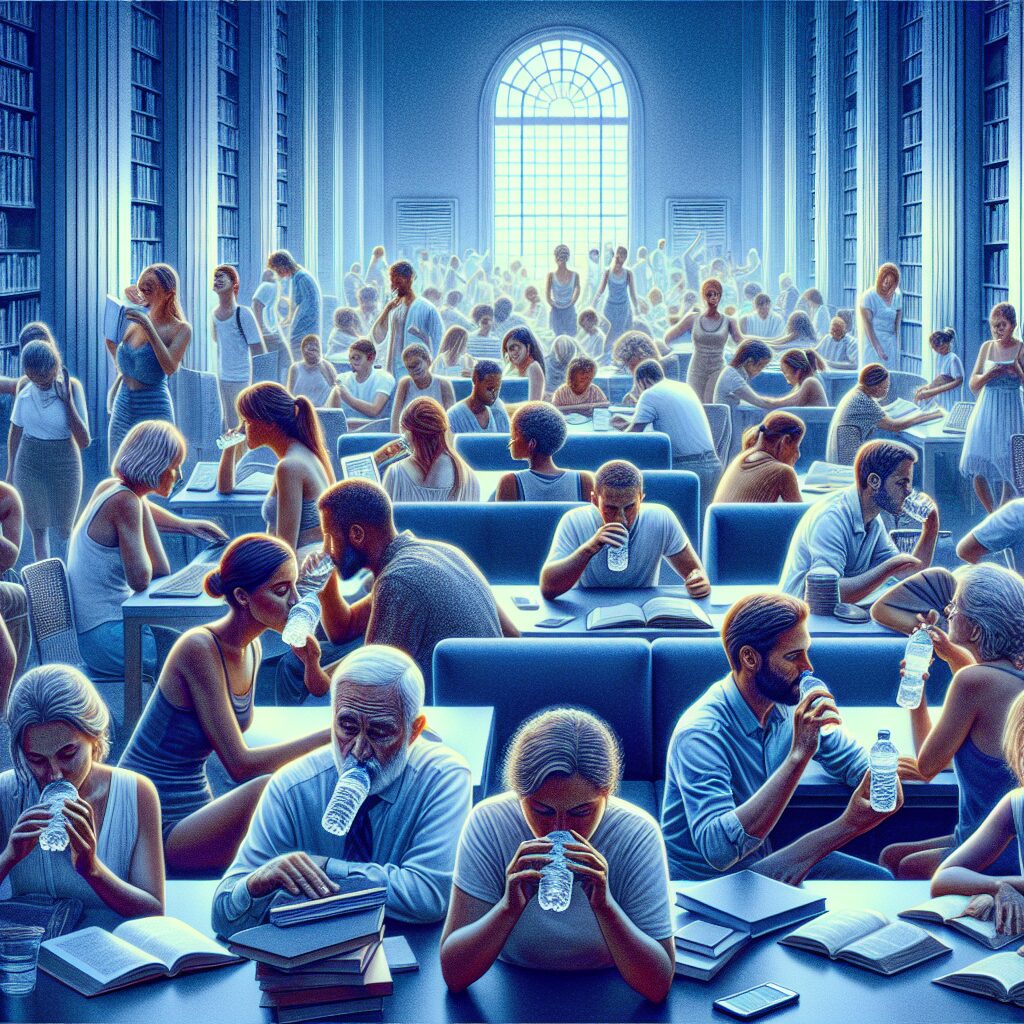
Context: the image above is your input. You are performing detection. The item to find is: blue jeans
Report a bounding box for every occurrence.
[805,851,893,881]
[79,620,157,680]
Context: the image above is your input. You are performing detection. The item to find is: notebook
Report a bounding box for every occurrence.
[900,894,1024,949]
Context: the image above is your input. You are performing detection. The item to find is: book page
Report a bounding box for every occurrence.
[903,894,969,921]
[953,913,1023,948]
[114,916,229,973]
[588,603,642,628]
[642,596,710,626]
[788,910,889,956]
[44,927,159,982]
[842,921,929,962]
[954,952,1024,993]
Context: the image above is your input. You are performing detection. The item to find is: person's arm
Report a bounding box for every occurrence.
[390,378,410,433]
[726,316,744,346]
[932,794,1020,899]
[911,667,979,779]
[286,363,297,393]
[664,310,696,345]
[438,378,455,410]
[570,274,581,307]
[335,383,389,419]
[544,272,554,308]
[0,484,22,573]
[0,614,15,717]
[777,466,803,503]
[123,314,191,376]
[539,519,626,600]
[494,472,518,502]
[317,570,374,646]
[526,362,544,401]
[371,300,397,345]
[271,461,304,552]
[968,344,992,396]
[665,544,710,597]
[138,499,171,579]
[859,303,888,363]
[111,491,154,592]
[593,270,609,301]
[956,530,989,564]
[877,409,942,431]
[216,431,244,493]
[868,568,955,636]
[62,376,91,449]
[909,505,940,569]
[144,500,228,544]
[4,423,20,484]
[733,383,779,410]
[837,553,921,604]
[496,602,520,638]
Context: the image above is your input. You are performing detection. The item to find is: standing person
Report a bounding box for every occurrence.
[714,411,805,505]
[364,245,387,299]
[585,247,602,303]
[326,339,395,422]
[546,245,581,338]
[650,238,668,291]
[666,278,745,403]
[502,327,547,402]
[915,328,965,411]
[0,479,27,679]
[211,264,263,432]
[106,263,191,460]
[859,262,903,366]
[390,342,455,431]
[286,334,336,408]
[593,246,638,350]
[343,263,363,307]
[372,261,444,377]
[8,342,90,560]
[960,302,1024,512]
[775,273,800,320]
[357,285,380,335]
[251,268,286,355]
[268,250,322,361]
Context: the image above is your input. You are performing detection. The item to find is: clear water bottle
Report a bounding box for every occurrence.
[38,781,77,853]
[281,553,334,646]
[297,552,334,595]
[869,729,899,813]
[215,431,246,451]
[897,629,933,710]
[538,830,574,912]
[607,530,629,573]
[799,672,837,736]
[322,760,372,836]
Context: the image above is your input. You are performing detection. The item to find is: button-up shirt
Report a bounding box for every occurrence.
[212,739,472,936]
[661,676,869,880]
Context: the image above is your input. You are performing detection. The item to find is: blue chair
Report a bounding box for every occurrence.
[454,432,672,471]
[642,470,701,559]
[451,376,529,403]
[701,502,811,585]
[338,433,397,464]
[392,501,576,585]
[593,374,634,403]
[432,637,656,811]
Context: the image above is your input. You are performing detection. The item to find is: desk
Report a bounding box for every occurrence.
[494,584,894,640]
[897,419,964,496]
[170,465,268,537]
[15,880,1021,1023]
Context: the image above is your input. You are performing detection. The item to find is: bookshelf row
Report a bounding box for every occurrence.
[0,250,36,291]
[0,3,33,30]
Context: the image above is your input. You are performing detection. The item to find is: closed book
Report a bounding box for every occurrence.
[260,945,392,1004]
[381,935,418,973]
[675,918,739,957]
[271,995,384,1023]
[673,912,749,981]
[228,905,385,969]
[269,887,387,928]
[675,871,826,938]
[255,941,381,981]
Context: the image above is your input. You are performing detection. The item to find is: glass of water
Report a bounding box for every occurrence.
[900,490,936,523]
[0,925,45,995]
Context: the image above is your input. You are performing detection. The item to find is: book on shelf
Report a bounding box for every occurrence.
[779,909,951,976]
[900,894,1024,949]
[673,912,750,981]
[38,916,242,997]
[933,951,1024,1006]
[269,885,387,928]
[258,943,393,1004]
[586,596,713,631]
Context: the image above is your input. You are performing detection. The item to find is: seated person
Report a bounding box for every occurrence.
[551,355,609,415]
[740,292,784,340]
[69,421,226,679]
[287,333,336,407]
[610,331,663,406]
[779,439,939,602]
[816,315,858,370]
[915,327,964,411]
[957,496,1024,571]
[576,308,607,364]
[662,592,909,882]
[495,402,595,502]
[432,326,474,378]
[467,304,501,361]
[445,359,510,433]
[212,646,472,935]
[390,342,455,432]
[119,535,331,874]
[540,459,710,600]
[0,479,28,679]
[383,397,480,502]
[441,708,674,1002]
[326,307,362,362]
[871,564,1024,879]
[712,340,775,409]
[441,291,474,332]
[776,348,828,406]
[357,285,380,334]
[326,339,395,421]
[545,334,580,392]
[0,665,164,917]
[714,411,805,505]
[502,327,547,402]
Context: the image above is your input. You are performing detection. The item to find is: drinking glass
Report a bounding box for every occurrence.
[0,925,45,995]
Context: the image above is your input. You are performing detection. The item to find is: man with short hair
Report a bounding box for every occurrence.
[446,360,509,433]
[540,459,710,600]
[441,291,474,331]
[213,645,472,933]
[740,292,784,340]
[956,497,1024,572]
[357,285,380,334]
[779,439,939,601]
[372,261,443,376]
[493,295,525,334]
[662,592,912,882]
[268,249,322,360]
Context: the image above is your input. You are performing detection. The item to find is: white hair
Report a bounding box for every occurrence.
[112,419,186,489]
[330,645,425,728]
[953,563,1024,664]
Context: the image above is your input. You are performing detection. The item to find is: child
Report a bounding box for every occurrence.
[552,355,609,415]
[326,337,395,421]
[391,341,455,432]
[815,315,858,370]
[576,307,608,364]
[286,333,336,407]
[916,327,965,410]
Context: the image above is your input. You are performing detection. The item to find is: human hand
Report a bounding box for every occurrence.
[291,632,322,666]
[300,549,331,579]
[995,883,1024,935]
[190,520,229,544]
[962,893,995,922]
[913,386,926,402]
[500,838,552,917]
[62,798,99,875]
[587,522,628,556]
[124,285,145,305]
[896,756,927,783]
[1,803,52,866]
[246,852,340,900]
[55,367,72,406]
[790,688,842,762]
[124,309,153,330]
[684,567,711,599]
[563,830,611,912]
[407,325,428,343]
[839,770,904,835]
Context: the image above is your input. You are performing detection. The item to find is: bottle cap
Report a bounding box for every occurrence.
[877,729,891,740]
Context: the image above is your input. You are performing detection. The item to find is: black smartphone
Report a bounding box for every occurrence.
[713,983,799,1021]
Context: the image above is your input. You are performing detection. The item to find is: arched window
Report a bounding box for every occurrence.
[492,37,630,281]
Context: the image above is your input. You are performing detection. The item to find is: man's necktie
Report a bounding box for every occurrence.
[343,795,381,863]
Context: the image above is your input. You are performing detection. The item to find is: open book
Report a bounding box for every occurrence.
[883,397,943,420]
[900,894,1024,949]
[779,909,951,975]
[802,460,854,492]
[38,917,242,997]
[586,597,713,631]
[103,295,146,345]
[934,952,1024,1006]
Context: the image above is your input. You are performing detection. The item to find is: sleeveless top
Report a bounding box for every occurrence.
[400,374,445,406]
[551,273,578,309]
[291,362,333,407]
[117,335,167,386]
[0,768,139,908]
[512,469,585,502]
[67,484,135,634]
[606,270,629,305]
[261,491,322,534]
[691,315,731,363]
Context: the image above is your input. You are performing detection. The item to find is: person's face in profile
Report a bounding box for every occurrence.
[322,512,368,580]
[594,485,641,529]
[236,558,298,634]
[390,269,413,297]
[778,433,802,467]
[475,373,502,406]
[750,620,812,706]
[520,772,608,842]
[156,451,184,497]
[872,460,915,518]
[22,721,98,792]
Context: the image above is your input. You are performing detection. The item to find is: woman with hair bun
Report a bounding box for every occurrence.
[441,707,675,1002]
[120,535,330,872]
[776,348,828,407]
[218,381,335,555]
[714,411,806,504]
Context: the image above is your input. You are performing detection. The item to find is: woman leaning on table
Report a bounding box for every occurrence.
[441,707,675,1002]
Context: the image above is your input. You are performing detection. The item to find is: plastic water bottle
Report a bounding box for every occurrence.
[799,672,837,736]
[38,781,77,853]
[607,531,629,573]
[321,761,372,836]
[281,554,334,646]
[297,553,334,594]
[537,830,573,912]
[897,629,933,710]
[215,431,246,451]
[869,730,899,813]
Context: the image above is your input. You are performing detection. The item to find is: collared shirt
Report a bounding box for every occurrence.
[661,676,869,880]
[212,740,472,936]
[778,484,899,597]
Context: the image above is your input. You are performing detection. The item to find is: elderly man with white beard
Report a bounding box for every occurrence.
[211,645,471,936]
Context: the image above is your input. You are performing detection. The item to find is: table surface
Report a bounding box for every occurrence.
[902,418,967,445]
[11,880,1020,1023]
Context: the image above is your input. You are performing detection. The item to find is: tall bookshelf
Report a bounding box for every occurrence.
[0,0,38,377]
[216,0,240,266]
[806,10,816,287]
[130,1,163,282]
[275,0,288,249]
[897,1,924,375]
[842,0,858,309]
[982,0,1010,341]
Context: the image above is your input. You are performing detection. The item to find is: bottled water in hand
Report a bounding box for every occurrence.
[869,729,899,813]
[607,531,629,573]
[38,781,78,853]
[322,759,372,836]
[537,830,574,912]
[897,629,933,709]
[297,552,334,595]
[799,672,838,736]
[282,553,334,647]
[215,431,246,451]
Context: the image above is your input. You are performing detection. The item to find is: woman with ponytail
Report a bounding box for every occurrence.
[713,411,806,504]
[775,348,829,407]
[217,381,335,555]
[120,534,330,872]
[383,396,480,501]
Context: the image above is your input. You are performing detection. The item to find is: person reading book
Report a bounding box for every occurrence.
[440,708,675,1002]
[212,645,472,935]
[0,666,164,918]
[778,439,939,602]
[661,592,918,882]
[540,459,710,600]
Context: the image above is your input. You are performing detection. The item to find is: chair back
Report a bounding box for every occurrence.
[1012,434,1024,496]
[338,433,396,464]
[453,432,672,471]
[642,470,701,553]
[703,403,732,464]
[252,350,282,385]
[702,502,811,584]
[20,558,85,668]
[315,408,348,469]
[168,366,221,471]
[833,422,863,465]
[887,370,928,403]
[451,376,529,403]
